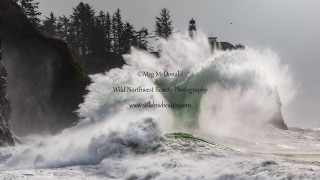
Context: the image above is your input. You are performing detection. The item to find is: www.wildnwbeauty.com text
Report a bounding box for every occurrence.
[113,86,208,94]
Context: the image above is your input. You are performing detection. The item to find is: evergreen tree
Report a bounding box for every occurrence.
[135,27,150,51]
[43,12,57,37]
[91,11,107,55]
[56,15,71,42]
[105,12,112,53]
[154,8,173,39]
[70,2,95,55]
[121,22,137,54]
[15,0,42,27]
[111,14,117,53]
[112,9,124,54]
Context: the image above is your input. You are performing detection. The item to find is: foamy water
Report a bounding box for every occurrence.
[1,31,318,179]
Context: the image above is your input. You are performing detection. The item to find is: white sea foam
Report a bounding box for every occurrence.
[0,31,312,180]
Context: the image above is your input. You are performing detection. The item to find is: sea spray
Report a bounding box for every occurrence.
[197,49,295,136]
[0,30,295,170]
[122,31,295,131]
[3,117,163,169]
[3,64,174,168]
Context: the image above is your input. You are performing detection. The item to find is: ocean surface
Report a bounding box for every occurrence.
[1,31,317,179]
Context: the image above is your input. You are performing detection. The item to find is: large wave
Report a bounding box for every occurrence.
[0,31,296,172]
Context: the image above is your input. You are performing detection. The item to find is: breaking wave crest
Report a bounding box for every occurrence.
[0,31,304,180]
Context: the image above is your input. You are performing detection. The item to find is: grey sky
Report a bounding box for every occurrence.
[38,0,320,127]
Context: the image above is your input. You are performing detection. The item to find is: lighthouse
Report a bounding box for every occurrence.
[189,18,196,37]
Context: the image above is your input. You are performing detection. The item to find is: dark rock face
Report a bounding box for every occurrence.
[81,52,125,74]
[269,87,288,130]
[210,41,236,51]
[0,37,14,146]
[0,0,90,135]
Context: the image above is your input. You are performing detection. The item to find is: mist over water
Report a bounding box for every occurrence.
[0,31,302,178]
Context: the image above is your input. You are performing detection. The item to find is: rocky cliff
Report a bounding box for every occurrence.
[0,0,90,135]
[269,87,288,130]
[81,52,125,74]
[0,37,14,146]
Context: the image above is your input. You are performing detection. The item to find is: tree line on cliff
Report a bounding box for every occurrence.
[13,0,174,57]
[12,0,244,74]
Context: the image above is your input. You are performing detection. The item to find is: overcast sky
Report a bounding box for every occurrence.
[38,0,320,128]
